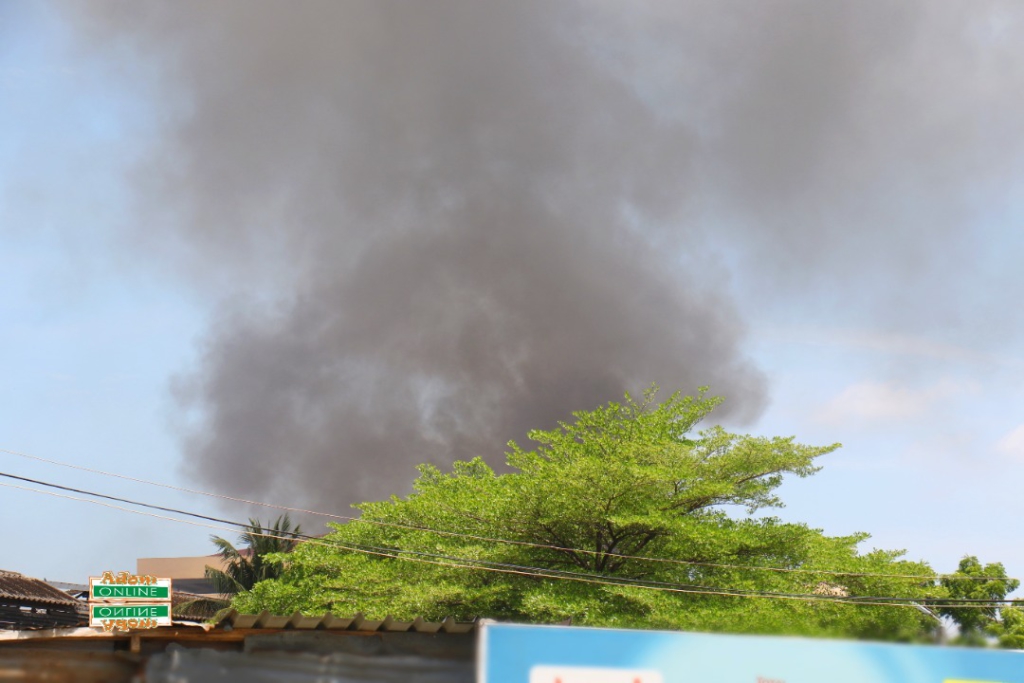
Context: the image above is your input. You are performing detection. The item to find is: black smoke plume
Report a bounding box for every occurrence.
[59,0,1024,512]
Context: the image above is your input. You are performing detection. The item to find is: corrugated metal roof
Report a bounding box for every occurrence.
[0,617,478,683]
[214,610,477,634]
[145,646,474,683]
[0,570,81,608]
[0,611,477,640]
[171,591,228,620]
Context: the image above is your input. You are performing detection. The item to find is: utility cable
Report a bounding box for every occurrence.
[0,476,1017,610]
[1,468,898,598]
[0,446,1014,583]
[0,470,244,528]
[1,478,1011,611]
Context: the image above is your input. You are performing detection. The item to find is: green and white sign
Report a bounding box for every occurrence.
[88,572,174,631]
[89,579,172,601]
[89,603,172,627]
[89,581,171,602]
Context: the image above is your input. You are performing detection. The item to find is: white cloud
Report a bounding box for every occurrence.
[816,378,973,425]
[996,425,1024,460]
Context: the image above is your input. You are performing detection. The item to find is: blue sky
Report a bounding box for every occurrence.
[1,2,216,575]
[3,1,1024,589]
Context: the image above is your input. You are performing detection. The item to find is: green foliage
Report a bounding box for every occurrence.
[990,605,1024,649]
[174,514,303,619]
[206,514,303,595]
[232,388,991,641]
[936,556,1019,647]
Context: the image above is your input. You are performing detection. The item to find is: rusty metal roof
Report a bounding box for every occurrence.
[170,591,228,620]
[0,615,478,683]
[0,570,81,608]
[0,611,478,642]
[214,609,477,633]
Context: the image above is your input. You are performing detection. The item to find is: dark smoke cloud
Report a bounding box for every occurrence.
[57,0,1024,512]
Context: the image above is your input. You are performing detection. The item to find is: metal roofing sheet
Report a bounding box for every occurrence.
[0,610,476,640]
[145,646,474,683]
[0,570,81,608]
[215,610,476,634]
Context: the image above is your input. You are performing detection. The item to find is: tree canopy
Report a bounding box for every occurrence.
[174,514,303,619]
[233,388,1013,642]
[940,556,1020,646]
[206,514,302,595]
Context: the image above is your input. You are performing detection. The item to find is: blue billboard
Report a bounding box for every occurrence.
[479,622,1024,683]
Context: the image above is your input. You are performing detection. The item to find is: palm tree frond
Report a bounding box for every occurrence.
[205,514,302,595]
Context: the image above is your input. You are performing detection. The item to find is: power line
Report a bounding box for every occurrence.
[0,469,876,597]
[0,445,1015,583]
[2,468,781,596]
[0,470,244,528]
[0,476,1016,610]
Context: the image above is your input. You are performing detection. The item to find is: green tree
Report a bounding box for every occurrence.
[206,514,303,595]
[990,604,1024,649]
[233,388,976,641]
[938,556,1019,646]
[174,515,304,619]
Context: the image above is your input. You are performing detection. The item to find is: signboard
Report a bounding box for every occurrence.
[89,603,172,629]
[89,577,172,601]
[480,622,1024,683]
[88,571,173,632]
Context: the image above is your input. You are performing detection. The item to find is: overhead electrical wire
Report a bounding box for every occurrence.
[0,470,244,528]
[0,474,1017,610]
[0,446,1015,583]
[0,479,1003,610]
[1,468,899,596]
[0,468,785,595]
